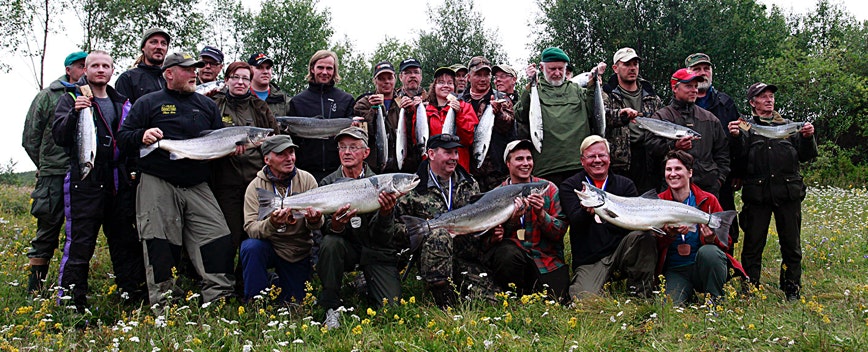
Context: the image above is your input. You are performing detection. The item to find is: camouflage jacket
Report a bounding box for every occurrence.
[21,76,74,175]
[600,75,663,172]
[372,160,480,251]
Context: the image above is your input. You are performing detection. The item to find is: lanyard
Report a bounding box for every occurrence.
[585,176,608,190]
[428,168,453,211]
[271,179,292,208]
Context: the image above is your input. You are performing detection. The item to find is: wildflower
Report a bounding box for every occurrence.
[361,319,371,325]
[107,284,117,295]
[748,324,755,330]
[504,312,513,323]
[427,320,436,329]
[366,307,376,317]
[15,306,33,315]
[238,306,245,315]
[466,337,474,347]
[394,314,400,321]
[352,325,362,335]
[684,333,692,340]
[568,317,577,328]
[409,296,416,304]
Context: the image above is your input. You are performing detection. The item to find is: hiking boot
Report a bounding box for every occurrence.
[323,308,340,330]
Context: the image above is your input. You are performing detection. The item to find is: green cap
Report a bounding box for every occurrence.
[684,53,712,68]
[335,126,369,146]
[261,135,299,155]
[433,66,456,78]
[64,51,87,67]
[541,47,570,63]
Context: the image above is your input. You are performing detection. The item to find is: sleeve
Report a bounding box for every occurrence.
[513,89,531,139]
[353,94,375,123]
[117,98,149,154]
[51,91,79,149]
[796,133,818,162]
[456,101,479,148]
[243,181,277,240]
[115,72,133,101]
[711,120,731,184]
[558,178,593,234]
[644,109,676,160]
[602,91,631,128]
[22,90,52,165]
[536,182,568,242]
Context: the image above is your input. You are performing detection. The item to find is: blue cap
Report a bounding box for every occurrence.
[64,51,87,67]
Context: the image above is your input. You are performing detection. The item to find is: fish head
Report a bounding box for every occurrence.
[389,173,421,194]
[677,129,702,140]
[521,181,550,197]
[574,181,606,208]
[248,127,274,146]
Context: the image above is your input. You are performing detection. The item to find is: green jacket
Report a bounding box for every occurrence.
[210,89,280,188]
[515,79,594,176]
[22,76,73,175]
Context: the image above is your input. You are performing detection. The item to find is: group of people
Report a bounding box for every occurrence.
[21,26,816,328]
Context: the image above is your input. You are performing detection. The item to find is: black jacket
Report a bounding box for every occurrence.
[288,81,355,180]
[115,63,165,105]
[117,87,223,187]
[559,171,637,268]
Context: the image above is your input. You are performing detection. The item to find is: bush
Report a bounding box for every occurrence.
[803,142,868,186]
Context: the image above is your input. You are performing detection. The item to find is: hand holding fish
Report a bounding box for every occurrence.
[698,224,715,243]
[400,96,421,110]
[511,197,528,220]
[142,128,163,145]
[728,120,742,136]
[304,206,323,225]
[73,96,92,111]
[231,144,247,156]
[368,94,384,106]
[800,122,814,138]
[674,135,694,150]
[377,191,399,217]
[330,204,358,232]
[524,64,538,80]
[620,108,640,119]
[662,224,690,236]
[269,207,297,228]
[526,192,545,217]
[591,62,607,78]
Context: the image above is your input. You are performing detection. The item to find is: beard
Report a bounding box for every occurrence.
[542,69,564,87]
[697,78,712,93]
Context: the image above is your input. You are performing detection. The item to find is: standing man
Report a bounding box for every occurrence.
[602,47,663,193]
[21,51,86,294]
[288,50,356,181]
[516,47,605,186]
[197,45,224,84]
[559,136,657,299]
[729,83,816,300]
[116,27,170,104]
[483,140,569,302]
[117,52,235,306]
[646,69,730,197]
[686,53,742,249]
[51,50,146,310]
[248,52,292,116]
[492,64,519,103]
[317,127,402,329]
[460,56,516,191]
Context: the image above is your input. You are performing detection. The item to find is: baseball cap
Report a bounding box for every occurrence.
[670,68,706,88]
[684,53,712,68]
[140,27,171,49]
[335,126,369,146]
[399,58,422,72]
[64,51,87,67]
[467,56,491,73]
[541,47,570,63]
[372,60,395,78]
[746,82,778,100]
[427,134,462,150]
[492,64,517,78]
[503,139,534,163]
[161,52,205,71]
[612,47,641,65]
[580,135,610,155]
[450,64,468,74]
[433,66,455,78]
[247,52,274,67]
[200,46,224,64]
[261,135,298,155]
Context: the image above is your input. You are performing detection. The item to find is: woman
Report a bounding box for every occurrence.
[656,150,746,305]
[423,67,478,171]
[210,61,280,293]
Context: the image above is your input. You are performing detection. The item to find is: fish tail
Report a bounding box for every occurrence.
[140,142,158,158]
[710,210,737,245]
[256,188,276,220]
[401,215,430,254]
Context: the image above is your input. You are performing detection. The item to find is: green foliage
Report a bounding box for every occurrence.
[0,159,21,186]
[330,36,369,99]
[241,0,333,93]
[803,142,868,187]
[0,0,28,72]
[199,0,253,64]
[416,0,505,88]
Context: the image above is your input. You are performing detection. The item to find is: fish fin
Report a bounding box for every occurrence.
[168,152,184,160]
[198,129,215,137]
[139,142,158,158]
[639,190,659,199]
[710,210,737,245]
[256,188,276,220]
[400,215,430,255]
[468,193,486,204]
[651,227,666,235]
[602,208,618,219]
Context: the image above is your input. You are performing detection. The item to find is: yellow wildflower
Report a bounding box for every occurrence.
[466,337,474,347]
[352,325,362,335]
[568,317,577,329]
[237,306,245,315]
[367,307,376,317]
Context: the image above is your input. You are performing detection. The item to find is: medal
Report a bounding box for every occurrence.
[516,229,526,241]
[350,216,362,229]
[677,234,690,256]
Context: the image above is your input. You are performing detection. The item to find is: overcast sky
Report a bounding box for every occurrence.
[2,0,864,172]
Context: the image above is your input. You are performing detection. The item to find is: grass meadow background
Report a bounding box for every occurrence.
[0,180,866,350]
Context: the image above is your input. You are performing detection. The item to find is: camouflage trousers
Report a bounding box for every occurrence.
[420,229,499,301]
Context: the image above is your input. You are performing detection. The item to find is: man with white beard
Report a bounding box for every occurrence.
[515,47,606,185]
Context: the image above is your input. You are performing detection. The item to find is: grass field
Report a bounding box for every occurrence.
[0,183,866,350]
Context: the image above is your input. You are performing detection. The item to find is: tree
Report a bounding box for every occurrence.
[330,36,370,99]
[199,0,253,64]
[416,0,505,88]
[0,0,62,89]
[241,0,333,93]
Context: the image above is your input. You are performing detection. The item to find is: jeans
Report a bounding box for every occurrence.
[241,238,311,303]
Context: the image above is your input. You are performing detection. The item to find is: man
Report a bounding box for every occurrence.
[288,50,356,180]
[375,134,496,308]
[241,135,322,304]
[248,52,291,116]
[21,50,86,294]
[197,45,224,84]
[117,52,235,307]
[353,61,419,173]
[686,52,742,249]
[51,50,146,310]
[459,56,516,192]
[492,64,519,103]
[728,83,816,300]
[318,127,401,329]
[602,47,663,193]
[116,27,170,104]
[516,47,605,186]
[450,64,468,94]
[483,139,569,302]
[646,69,730,196]
[559,136,657,299]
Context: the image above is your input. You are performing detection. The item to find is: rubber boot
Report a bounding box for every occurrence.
[28,264,49,295]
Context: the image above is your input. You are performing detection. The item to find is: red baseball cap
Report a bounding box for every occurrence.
[670,68,705,89]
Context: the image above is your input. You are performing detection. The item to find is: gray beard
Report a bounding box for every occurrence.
[543,70,564,87]
[697,79,712,93]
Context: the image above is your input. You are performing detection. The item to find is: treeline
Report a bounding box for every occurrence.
[2,0,866,183]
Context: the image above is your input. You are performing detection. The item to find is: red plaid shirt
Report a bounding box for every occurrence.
[499,177,568,273]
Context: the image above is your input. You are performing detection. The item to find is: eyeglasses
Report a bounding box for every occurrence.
[338,145,365,152]
[582,153,610,160]
[202,61,222,67]
[228,75,251,83]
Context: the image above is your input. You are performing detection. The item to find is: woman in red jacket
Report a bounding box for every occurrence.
[656,150,745,305]
[423,67,478,171]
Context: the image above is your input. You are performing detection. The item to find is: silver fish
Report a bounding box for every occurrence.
[744,120,805,139]
[442,107,456,135]
[275,116,354,139]
[635,117,702,140]
[529,77,544,153]
[570,71,592,87]
[139,126,272,160]
[396,108,408,170]
[256,173,420,220]
[375,106,389,171]
[77,105,97,180]
[573,181,736,243]
[402,181,550,251]
[195,80,224,95]
[593,73,606,136]
[415,102,429,156]
[472,104,495,168]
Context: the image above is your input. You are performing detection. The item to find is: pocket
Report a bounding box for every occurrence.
[741,181,764,204]
[29,183,51,218]
[785,177,807,201]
